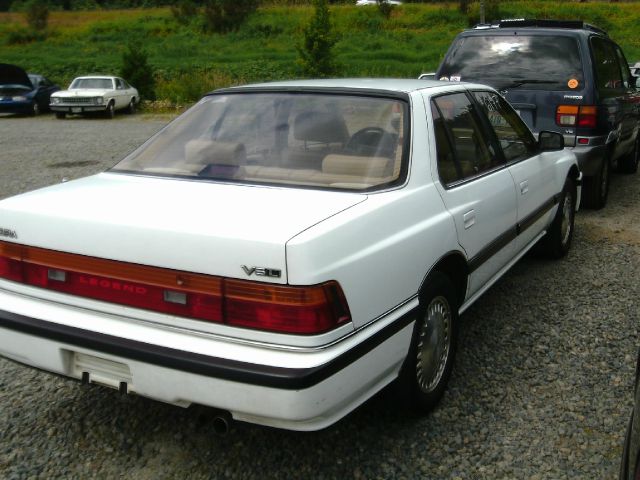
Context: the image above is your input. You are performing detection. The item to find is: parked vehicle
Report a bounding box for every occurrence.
[356,0,402,5]
[50,76,139,119]
[0,64,59,116]
[0,79,580,431]
[629,62,640,78]
[620,348,640,479]
[436,19,640,209]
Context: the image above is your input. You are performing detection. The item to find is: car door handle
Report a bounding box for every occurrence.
[463,210,476,230]
[520,180,529,195]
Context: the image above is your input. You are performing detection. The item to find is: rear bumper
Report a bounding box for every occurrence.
[568,143,608,177]
[0,286,416,431]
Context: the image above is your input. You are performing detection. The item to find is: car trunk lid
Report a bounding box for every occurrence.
[0,63,33,89]
[0,173,367,285]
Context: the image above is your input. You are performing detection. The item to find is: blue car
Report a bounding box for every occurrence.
[0,64,60,116]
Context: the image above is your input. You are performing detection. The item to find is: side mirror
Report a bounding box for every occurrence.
[539,131,564,151]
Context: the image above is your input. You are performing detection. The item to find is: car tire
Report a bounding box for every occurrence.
[126,99,136,114]
[618,135,640,174]
[105,102,115,119]
[398,271,458,413]
[55,112,66,119]
[31,102,40,116]
[536,177,576,259]
[582,157,610,210]
[620,412,633,480]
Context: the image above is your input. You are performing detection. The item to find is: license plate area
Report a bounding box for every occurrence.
[71,107,81,113]
[71,351,133,391]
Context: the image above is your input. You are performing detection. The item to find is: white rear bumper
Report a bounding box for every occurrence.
[0,286,416,431]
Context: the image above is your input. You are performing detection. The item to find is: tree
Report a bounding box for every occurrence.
[203,0,259,33]
[24,0,48,31]
[121,43,156,101]
[297,0,338,78]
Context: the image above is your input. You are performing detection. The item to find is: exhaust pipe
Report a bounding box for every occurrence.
[212,411,232,436]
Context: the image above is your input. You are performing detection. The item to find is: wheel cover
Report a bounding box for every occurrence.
[416,295,451,393]
[560,190,573,246]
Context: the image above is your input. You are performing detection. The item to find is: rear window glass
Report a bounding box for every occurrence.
[439,35,584,91]
[113,93,408,191]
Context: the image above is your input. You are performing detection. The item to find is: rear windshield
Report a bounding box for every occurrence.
[113,92,408,191]
[439,35,584,91]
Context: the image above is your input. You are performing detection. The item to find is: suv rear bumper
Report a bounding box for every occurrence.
[568,143,608,177]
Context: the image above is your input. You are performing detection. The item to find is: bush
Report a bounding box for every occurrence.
[377,0,393,20]
[121,43,156,100]
[203,0,259,33]
[297,0,339,77]
[170,0,199,25]
[24,0,48,31]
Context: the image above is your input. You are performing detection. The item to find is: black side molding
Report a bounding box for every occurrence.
[0,306,416,390]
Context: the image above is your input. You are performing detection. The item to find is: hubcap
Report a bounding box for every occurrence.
[560,190,573,246]
[416,295,451,393]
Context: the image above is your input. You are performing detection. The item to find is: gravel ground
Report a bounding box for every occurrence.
[0,114,638,479]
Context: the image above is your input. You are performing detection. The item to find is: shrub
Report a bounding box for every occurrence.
[377,0,393,20]
[297,0,339,78]
[24,0,48,31]
[203,0,259,33]
[121,42,156,100]
[171,0,199,25]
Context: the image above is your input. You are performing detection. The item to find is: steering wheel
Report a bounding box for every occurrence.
[346,127,391,156]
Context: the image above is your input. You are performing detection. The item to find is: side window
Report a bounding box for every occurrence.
[431,92,499,186]
[614,45,632,88]
[116,79,124,90]
[591,37,623,90]
[473,91,538,162]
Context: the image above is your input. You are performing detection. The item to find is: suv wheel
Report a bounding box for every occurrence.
[618,135,640,174]
[583,157,610,210]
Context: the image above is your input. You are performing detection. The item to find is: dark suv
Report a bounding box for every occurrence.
[436,19,640,208]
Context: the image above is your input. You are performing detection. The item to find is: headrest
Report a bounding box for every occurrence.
[184,140,246,166]
[322,154,390,177]
[293,111,349,144]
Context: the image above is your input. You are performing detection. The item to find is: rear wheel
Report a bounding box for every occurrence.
[537,177,576,258]
[398,272,458,413]
[126,99,136,114]
[582,157,610,209]
[618,135,640,174]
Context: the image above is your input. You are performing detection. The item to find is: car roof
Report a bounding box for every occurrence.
[214,78,464,95]
[73,76,117,80]
[462,19,607,37]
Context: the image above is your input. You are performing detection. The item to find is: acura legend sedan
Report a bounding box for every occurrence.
[0,79,580,431]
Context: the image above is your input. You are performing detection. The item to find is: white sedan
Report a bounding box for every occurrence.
[50,75,139,119]
[0,79,580,431]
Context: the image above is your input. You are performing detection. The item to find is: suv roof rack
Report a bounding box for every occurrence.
[472,19,608,36]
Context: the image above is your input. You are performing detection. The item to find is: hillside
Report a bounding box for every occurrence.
[1,1,639,103]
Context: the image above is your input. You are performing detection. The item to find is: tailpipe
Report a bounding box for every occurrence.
[212,411,232,436]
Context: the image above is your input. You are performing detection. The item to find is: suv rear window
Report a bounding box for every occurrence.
[439,35,585,91]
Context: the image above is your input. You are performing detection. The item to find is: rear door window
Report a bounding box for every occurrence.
[591,37,623,90]
[439,35,584,91]
[431,92,502,186]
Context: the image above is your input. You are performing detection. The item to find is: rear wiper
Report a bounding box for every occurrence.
[496,79,558,90]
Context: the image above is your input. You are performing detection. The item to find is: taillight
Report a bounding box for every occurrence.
[0,241,351,335]
[556,105,597,128]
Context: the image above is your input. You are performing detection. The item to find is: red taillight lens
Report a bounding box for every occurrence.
[556,104,597,128]
[0,241,351,334]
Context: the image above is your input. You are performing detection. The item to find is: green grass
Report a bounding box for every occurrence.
[1,2,640,103]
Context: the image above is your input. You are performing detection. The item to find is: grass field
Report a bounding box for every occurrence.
[1,1,639,103]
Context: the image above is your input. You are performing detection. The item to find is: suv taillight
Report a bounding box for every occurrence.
[556,105,597,128]
[0,241,352,335]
